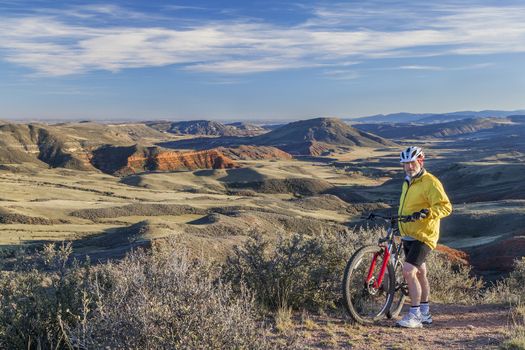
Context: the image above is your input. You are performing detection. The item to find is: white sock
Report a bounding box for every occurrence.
[420,302,430,314]
[409,306,421,316]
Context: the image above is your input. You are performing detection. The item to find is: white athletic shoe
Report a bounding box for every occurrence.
[396,312,423,328]
[421,312,432,325]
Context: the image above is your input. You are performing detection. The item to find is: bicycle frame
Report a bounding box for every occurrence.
[365,217,404,290]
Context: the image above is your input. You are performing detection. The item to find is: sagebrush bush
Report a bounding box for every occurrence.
[483,257,525,307]
[426,251,484,304]
[492,259,525,350]
[224,227,379,311]
[0,241,282,350]
[0,242,86,350]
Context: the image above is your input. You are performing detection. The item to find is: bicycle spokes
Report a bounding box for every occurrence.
[343,246,394,322]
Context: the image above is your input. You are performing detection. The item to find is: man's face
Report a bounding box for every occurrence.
[403,160,421,177]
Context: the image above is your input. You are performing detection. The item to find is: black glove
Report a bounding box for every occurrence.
[410,208,430,221]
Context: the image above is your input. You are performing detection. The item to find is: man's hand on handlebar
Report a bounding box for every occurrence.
[408,208,430,222]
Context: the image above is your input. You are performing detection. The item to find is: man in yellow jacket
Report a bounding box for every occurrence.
[396,146,452,328]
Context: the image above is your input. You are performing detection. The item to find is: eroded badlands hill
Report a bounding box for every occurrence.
[160,117,396,156]
[0,122,239,175]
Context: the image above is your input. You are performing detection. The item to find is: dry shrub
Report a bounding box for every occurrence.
[0,241,281,350]
[0,242,86,350]
[502,302,525,350]
[484,257,525,305]
[69,242,280,350]
[224,227,377,311]
[426,250,483,304]
[493,259,525,349]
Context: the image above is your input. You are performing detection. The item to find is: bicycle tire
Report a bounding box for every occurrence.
[386,259,407,319]
[342,245,395,324]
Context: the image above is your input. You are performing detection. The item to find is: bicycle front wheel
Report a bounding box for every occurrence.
[386,259,408,319]
[342,245,395,324]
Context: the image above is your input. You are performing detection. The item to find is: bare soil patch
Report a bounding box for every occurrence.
[289,304,508,349]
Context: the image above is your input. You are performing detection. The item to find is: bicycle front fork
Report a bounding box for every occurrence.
[365,246,391,289]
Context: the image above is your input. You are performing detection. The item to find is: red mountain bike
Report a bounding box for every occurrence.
[342,213,418,324]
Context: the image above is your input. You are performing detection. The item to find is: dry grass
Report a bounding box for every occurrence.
[275,306,294,333]
[502,304,525,350]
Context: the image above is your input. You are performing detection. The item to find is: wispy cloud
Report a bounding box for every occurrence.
[396,62,494,71]
[399,65,444,71]
[0,2,524,76]
[322,69,360,80]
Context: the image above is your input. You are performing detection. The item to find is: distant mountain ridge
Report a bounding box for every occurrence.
[351,109,525,124]
[147,120,268,136]
[354,117,517,139]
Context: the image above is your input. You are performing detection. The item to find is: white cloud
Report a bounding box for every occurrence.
[399,65,444,71]
[0,3,524,76]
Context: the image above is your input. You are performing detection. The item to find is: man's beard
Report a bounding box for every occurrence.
[405,167,421,178]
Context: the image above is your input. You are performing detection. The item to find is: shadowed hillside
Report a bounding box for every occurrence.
[0,123,94,170]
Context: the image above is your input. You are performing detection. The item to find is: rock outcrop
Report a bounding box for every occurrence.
[91,145,238,176]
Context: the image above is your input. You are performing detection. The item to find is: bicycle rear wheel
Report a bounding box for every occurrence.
[342,245,395,324]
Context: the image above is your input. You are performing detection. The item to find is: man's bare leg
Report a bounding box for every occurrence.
[403,262,421,307]
[396,261,424,327]
[417,262,430,303]
[417,262,432,323]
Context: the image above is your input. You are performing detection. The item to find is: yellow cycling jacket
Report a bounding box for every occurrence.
[398,169,452,249]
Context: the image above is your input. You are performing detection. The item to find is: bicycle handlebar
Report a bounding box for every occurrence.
[361,212,416,223]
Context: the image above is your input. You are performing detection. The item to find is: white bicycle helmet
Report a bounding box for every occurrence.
[400,146,424,163]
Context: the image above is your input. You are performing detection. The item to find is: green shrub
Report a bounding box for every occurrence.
[224,227,376,311]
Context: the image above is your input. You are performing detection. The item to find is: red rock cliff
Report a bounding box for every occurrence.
[91,145,238,176]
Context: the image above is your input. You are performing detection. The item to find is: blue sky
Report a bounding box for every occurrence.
[1,0,525,121]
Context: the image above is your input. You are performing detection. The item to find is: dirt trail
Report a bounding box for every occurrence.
[292,304,508,349]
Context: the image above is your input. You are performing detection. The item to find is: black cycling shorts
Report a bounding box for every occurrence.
[402,239,432,268]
